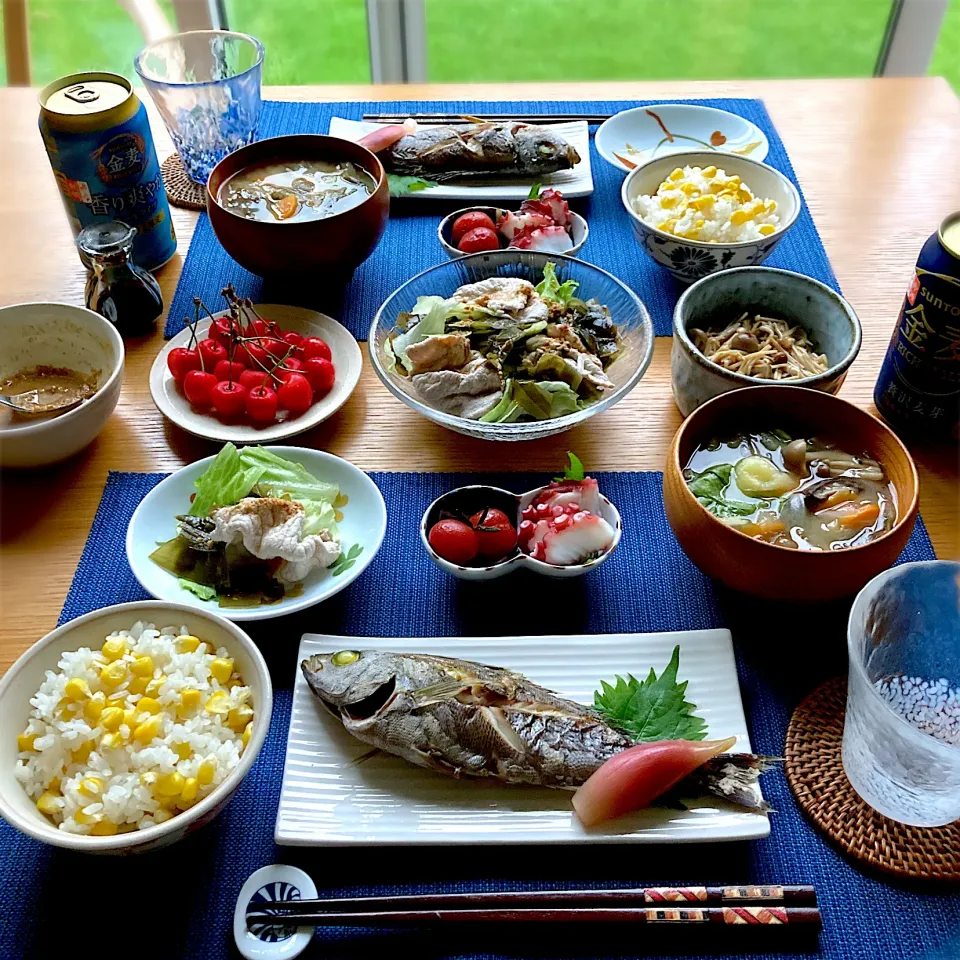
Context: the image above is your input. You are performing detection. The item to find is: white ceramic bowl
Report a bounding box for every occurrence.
[437,205,589,259]
[0,601,272,854]
[127,447,387,621]
[620,151,801,283]
[420,483,622,581]
[149,304,362,444]
[0,302,124,468]
[595,103,770,173]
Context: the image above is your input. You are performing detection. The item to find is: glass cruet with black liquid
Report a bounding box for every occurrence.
[78,220,164,336]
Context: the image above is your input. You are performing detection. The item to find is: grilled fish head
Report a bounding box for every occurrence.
[301,650,402,721]
[515,124,581,171]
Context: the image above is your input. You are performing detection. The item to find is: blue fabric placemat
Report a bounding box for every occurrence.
[2,470,955,960]
[165,98,839,341]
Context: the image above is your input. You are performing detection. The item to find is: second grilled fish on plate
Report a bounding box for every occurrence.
[377,122,581,182]
[301,648,770,808]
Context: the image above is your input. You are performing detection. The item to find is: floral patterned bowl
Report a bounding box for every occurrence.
[620,150,801,283]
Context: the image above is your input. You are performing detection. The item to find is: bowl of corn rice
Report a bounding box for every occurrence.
[620,151,801,283]
[0,601,272,853]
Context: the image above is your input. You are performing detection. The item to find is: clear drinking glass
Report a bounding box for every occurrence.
[134,30,264,184]
[842,560,960,826]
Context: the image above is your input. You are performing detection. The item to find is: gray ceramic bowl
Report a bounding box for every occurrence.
[671,266,862,416]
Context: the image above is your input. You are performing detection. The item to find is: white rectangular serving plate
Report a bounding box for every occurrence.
[327,117,594,199]
[275,630,769,846]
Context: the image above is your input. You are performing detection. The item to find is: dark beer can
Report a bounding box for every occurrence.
[874,212,960,439]
[38,72,176,272]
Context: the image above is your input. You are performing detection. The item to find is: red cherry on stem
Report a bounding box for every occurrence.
[213,360,246,383]
[246,384,279,423]
[210,380,247,418]
[301,337,332,362]
[303,356,336,395]
[168,347,200,384]
[183,369,217,407]
[277,372,313,414]
[198,338,227,370]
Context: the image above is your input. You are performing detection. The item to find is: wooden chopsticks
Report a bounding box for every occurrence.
[246,885,820,929]
[362,112,611,125]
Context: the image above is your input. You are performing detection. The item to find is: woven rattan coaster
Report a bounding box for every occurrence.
[786,676,960,881]
[161,153,206,210]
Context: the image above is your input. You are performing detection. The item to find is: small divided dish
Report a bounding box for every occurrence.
[420,483,621,580]
[437,205,589,259]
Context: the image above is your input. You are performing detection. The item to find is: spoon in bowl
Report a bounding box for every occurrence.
[0,389,86,417]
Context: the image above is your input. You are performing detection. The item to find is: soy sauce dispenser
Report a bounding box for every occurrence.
[78,221,164,337]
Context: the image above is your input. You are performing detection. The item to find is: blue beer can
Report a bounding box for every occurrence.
[38,72,176,272]
[874,212,960,440]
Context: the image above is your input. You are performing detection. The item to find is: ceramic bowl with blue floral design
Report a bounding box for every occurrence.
[620,150,801,283]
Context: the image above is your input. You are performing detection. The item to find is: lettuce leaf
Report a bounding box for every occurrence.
[535,262,579,304]
[479,380,525,423]
[242,447,339,504]
[686,463,765,519]
[512,380,583,420]
[387,296,449,373]
[178,578,217,601]
[190,443,264,517]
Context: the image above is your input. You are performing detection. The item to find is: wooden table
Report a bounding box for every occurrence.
[1,79,958,674]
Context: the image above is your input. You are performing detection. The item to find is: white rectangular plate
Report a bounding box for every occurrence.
[275,630,769,846]
[328,117,594,199]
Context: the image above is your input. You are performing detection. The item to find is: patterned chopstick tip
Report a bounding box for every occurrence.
[723,905,789,925]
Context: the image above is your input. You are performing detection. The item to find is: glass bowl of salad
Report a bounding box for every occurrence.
[368,251,654,441]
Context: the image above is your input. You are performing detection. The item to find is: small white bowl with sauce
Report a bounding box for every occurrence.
[0,302,124,468]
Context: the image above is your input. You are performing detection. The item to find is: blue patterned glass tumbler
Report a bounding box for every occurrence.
[134,30,264,184]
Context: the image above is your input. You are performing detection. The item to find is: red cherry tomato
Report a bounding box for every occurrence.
[210,380,247,418]
[277,373,314,414]
[213,359,246,383]
[457,226,500,253]
[301,337,332,362]
[282,332,304,352]
[167,347,200,384]
[197,338,227,370]
[452,211,497,245]
[246,384,279,423]
[428,519,479,565]
[182,369,217,407]
[303,356,336,396]
[274,357,305,382]
[239,368,270,392]
[468,508,518,560]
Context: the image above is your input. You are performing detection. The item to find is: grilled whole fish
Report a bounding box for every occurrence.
[301,650,771,808]
[376,122,581,182]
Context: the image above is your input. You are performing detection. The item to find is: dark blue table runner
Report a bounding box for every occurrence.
[165,98,839,341]
[1,470,955,960]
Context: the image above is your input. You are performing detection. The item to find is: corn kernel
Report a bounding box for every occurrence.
[197,758,216,785]
[766,199,777,213]
[133,714,163,744]
[180,777,199,804]
[100,707,123,731]
[79,776,105,798]
[737,187,753,203]
[65,677,91,701]
[658,193,680,209]
[136,697,162,716]
[83,694,105,723]
[656,219,677,235]
[204,691,230,715]
[176,635,200,653]
[100,661,127,689]
[174,742,192,761]
[678,181,699,196]
[123,708,137,728]
[730,209,751,226]
[100,732,124,750]
[128,676,150,696]
[74,805,99,825]
[118,822,138,834]
[667,167,684,181]
[701,165,717,178]
[36,792,61,817]
[153,809,173,824]
[157,796,179,811]
[48,777,61,794]
[758,223,777,236]
[71,741,93,764]
[130,656,153,678]
[690,194,715,211]
[155,771,185,797]
[101,637,127,662]
[177,688,201,718]
[227,705,254,732]
[90,820,118,836]
[210,658,234,685]
[145,675,167,698]
[17,733,36,752]
[241,722,253,751]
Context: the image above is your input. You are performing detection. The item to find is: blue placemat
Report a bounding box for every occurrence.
[165,98,839,341]
[1,471,955,960]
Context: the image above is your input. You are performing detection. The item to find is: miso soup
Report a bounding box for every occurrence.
[684,429,897,551]
[219,160,376,223]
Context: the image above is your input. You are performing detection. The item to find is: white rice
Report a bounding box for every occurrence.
[14,620,252,835]
[632,164,781,243]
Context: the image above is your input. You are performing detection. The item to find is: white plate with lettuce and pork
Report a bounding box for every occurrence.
[126,444,387,621]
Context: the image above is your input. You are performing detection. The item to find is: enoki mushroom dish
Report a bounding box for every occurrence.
[689,313,828,381]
